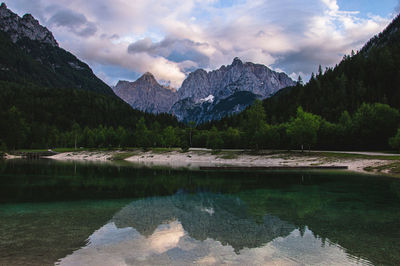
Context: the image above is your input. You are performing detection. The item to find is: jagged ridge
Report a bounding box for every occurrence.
[0,3,57,46]
[113,72,178,114]
[115,57,295,123]
[0,3,114,95]
[171,57,295,123]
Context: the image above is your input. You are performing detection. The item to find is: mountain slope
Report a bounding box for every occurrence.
[171,91,260,124]
[113,72,178,113]
[0,3,114,95]
[263,13,400,123]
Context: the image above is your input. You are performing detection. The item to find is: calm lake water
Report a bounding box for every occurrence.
[0,159,399,265]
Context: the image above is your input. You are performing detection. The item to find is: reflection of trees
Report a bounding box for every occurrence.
[237,180,400,265]
[112,193,295,252]
[0,160,309,203]
[391,182,400,200]
[0,200,130,266]
[0,160,246,202]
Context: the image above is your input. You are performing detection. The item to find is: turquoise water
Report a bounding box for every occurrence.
[0,159,399,265]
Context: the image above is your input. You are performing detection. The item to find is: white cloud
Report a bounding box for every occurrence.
[4,0,394,86]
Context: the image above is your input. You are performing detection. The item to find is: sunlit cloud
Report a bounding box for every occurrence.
[4,0,396,87]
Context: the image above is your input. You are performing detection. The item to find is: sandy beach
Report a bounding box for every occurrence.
[49,151,115,161]
[43,149,398,175]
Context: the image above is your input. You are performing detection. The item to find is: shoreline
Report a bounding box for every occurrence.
[39,149,399,176]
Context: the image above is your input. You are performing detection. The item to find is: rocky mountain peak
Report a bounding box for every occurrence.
[113,73,178,114]
[232,57,243,66]
[170,57,296,123]
[22,14,37,24]
[115,80,130,87]
[115,57,295,123]
[143,71,155,78]
[0,2,58,46]
[178,68,211,100]
[137,72,158,86]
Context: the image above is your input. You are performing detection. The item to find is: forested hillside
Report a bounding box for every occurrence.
[0,81,180,149]
[0,31,115,96]
[263,14,400,122]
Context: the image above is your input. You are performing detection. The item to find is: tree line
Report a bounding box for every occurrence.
[4,97,400,152]
[198,100,400,151]
[0,81,180,150]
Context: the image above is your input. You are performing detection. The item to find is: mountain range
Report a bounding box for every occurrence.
[114,57,294,123]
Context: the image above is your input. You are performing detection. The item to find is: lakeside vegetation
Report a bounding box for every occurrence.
[200,100,400,151]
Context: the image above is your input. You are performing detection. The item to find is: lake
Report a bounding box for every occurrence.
[0,159,399,265]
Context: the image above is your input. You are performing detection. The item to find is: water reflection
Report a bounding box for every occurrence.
[1,160,399,265]
[112,193,295,251]
[58,193,371,265]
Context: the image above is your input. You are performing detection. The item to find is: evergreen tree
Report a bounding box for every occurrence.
[207,127,223,151]
[136,117,151,149]
[286,107,321,151]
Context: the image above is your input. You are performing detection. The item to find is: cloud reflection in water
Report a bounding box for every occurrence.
[57,193,371,265]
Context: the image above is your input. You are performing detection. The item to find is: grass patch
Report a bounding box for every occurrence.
[315,152,400,161]
[211,150,222,155]
[217,151,239,160]
[52,148,83,153]
[364,162,400,174]
[111,152,139,161]
[271,151,400,161]
[14,149,49,153]
[247,150,281,156]
[151,147,180,154]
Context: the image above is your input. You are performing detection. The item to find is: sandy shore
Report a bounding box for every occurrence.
[44,149,394,175]
[3,153,22,159]
[125,150,388,173]
[49,151,115,161]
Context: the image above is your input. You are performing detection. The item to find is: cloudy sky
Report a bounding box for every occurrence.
[5,0,400,87]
